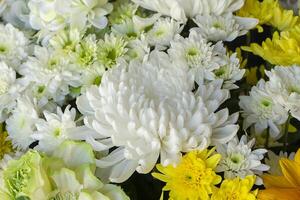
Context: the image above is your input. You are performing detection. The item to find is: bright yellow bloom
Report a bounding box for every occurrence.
[0,124,13,160]
[258,148,300,200]
[152,149,221,200]
[211,175,258,200]
[237,0,298,32]
[242,25,300,66]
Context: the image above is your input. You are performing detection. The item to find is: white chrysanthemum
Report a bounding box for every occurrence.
[239,80,288,138]
[168,30,226,82]
[132,0,244,22]
[145,17,183,48]
[109,0,138,25]
[48,28,82,54]
[0,23,29,70]
[266,66,300,121]
[213,53,245,90]
[264,150,295,176]
[19,46,80,104]
[28,0,112,35]
[28,0,66,32]
[76,51,238,183]
[125,36,150,62]
[0,62,20,122]
[0,0,31,29]
[111,14,161,39]
[193,13,258,42]
[97,33,128,68]
[32,106,79,154]
[216,135,269,185]
[6,96,39,150]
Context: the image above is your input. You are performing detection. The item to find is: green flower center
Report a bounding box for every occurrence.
[0,45,7,54]
[5,167,31,197]
[261,100,272,107]
[53,128,61,137]
[230,153,244,165]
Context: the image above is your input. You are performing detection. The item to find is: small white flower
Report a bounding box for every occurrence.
[145,17,183,48]
[216,135,269,185]
[97,33,128,68]
[264,150,295,176]
[32,106,79,154]
[0,0,31,29]
[19,46,81,104]
[168,30,226,82]
[28,0,112,37]
[109,0,138,25]
[239,80,288,138]
[125,36,150,62]
[48,28,82,54]
[6,96,39,150]
[132,0,245,22]
[0,23,29,70]
[111,14,161,39]
[213,53,245,90]
[266,65,300,120]
[76,51,238,183]
[0,62,20,122]
[193,13,258,42]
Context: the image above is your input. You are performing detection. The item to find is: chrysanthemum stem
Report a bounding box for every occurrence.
[265,128,270,149]
[283,114,292,152]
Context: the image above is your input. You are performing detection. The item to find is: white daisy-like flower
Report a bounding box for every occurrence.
[213,52,245,90]
[264,150,295,176]
[97,33,128,68]
[168,29,226,82]
[216,135,270,185]
[266,66,300,121]
[0,62,20,122]
[193,13,258,42]
[61,0,113,30]
[0,23,29,70]
[76,51,238,183]
[5,96,39,150]
[132,0,245,22]
[28,0,66,32]
[19,45,80,104]
[28,0,112,36]
[145,17,183,48]
[109,0,138,25]
[125,36,150,62]
[239,80,289,138]
[32,106,79,154]
[48,28,82,54]
[111,14,161,39]
[0,0,31,30]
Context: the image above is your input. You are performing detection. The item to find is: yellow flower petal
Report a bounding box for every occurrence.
[294,149,300,164]
[258,188,300,200]
[263,175,294,188]
[280,158,300,187]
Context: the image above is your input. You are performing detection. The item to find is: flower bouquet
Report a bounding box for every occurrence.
[0,0,299,199]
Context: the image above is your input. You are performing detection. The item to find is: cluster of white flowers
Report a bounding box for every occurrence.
[240,66,300,139]
[0,0,290,197]
[133,0,258,41]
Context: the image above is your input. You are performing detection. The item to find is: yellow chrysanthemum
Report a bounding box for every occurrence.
[258,148,300,200]
[211,175,258,200]
[0,124,13,159]
[237,0,298,32]
[242,25,300,66]
[152,148,221,200]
